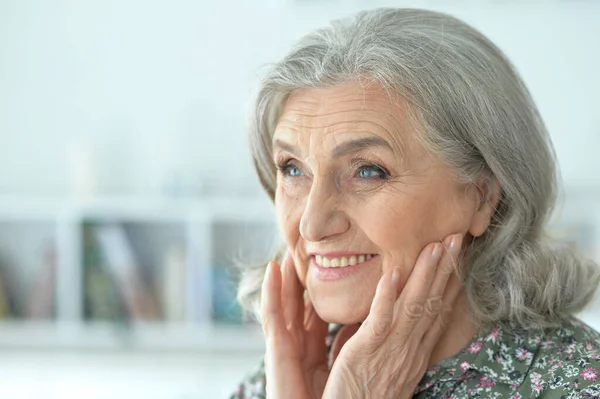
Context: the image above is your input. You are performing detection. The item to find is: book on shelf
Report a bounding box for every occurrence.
[94,223,160,321]
[25,242,57,319]
[0,240,57,321]
[84,223,160,322]
[83,223,127,322]
[0,260,23,319]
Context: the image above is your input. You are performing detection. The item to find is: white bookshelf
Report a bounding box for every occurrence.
[0,195,277,352]
[0,190,598,352]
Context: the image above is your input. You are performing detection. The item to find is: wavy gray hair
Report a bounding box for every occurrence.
[238,7,600,330]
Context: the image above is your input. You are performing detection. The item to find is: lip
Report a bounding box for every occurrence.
[310,254,378,281]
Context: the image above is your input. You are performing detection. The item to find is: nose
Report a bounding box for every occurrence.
[299,180,350,242]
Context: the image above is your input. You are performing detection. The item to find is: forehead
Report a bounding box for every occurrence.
[273,81,418,153]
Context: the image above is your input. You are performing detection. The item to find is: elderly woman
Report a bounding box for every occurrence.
[231,8,600,399]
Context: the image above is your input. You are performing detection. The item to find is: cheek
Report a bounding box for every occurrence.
[366,191,474,264]
[275,185,308,282]
[354,196,453,271]
[359,195,431,243]
[275,185,302,238]
[367,206,426,269]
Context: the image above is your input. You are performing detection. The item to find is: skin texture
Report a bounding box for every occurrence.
[263,80,500,398]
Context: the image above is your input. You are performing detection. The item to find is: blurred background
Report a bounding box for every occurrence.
[0,0,599,397]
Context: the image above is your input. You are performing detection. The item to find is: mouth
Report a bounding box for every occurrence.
[310,253,378,281]
[313,254,376,268]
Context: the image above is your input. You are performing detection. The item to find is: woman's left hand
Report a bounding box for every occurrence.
[323,233,464,399]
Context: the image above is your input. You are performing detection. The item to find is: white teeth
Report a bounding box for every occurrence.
[314,254,374,268]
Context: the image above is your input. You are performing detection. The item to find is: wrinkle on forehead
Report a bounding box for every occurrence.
[273,81,424,163]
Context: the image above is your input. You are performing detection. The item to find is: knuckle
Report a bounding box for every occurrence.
[369,317,392,338]
[404,301,425,321]
[424,297,443,316]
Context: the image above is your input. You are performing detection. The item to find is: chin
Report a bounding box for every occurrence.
[311,292,371,325]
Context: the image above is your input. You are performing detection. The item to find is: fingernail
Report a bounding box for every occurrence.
[392,268,400,287]
[450,234,463,251]
[431,243,443,263]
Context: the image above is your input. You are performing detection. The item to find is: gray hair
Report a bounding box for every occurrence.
[238,7,600,330]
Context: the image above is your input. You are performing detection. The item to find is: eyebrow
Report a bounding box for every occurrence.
[272,136,394,158]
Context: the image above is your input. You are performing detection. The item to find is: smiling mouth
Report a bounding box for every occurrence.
[314,254,377,268]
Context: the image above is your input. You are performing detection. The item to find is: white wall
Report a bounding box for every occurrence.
[0,0,599,197]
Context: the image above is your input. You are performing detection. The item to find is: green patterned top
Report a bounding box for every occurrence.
[230,317,600,398]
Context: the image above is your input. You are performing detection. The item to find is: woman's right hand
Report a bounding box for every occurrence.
[261,254,330,399]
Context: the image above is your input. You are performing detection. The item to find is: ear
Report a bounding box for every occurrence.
[468,176,502,237]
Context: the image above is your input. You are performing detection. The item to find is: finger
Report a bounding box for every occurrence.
[412,233,463,338]
[281,253,303,330]
[346,268,399,354]
[429,234,462,298]
[303,298,329,365]
[421,272,464,351]
[260,260,286,338]
[393,243,443,339]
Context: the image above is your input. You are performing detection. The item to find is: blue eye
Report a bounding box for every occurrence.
[279,162,302,177]
[357,165,387,179]
[288,166,302,177]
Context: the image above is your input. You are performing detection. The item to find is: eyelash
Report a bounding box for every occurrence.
[352,158,391,180]
[275,157,390,180]
[276,159,302,177]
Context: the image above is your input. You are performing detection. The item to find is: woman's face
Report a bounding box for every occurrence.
[272,81,489,324]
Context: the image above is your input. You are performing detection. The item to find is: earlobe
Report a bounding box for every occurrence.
[468,177,501,237]
[468,205,492,237]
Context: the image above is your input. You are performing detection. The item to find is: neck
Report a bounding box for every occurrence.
[428,292,479,367]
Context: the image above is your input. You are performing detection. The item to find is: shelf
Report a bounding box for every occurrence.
[0,201,278,349]
[0,192,596,353]
[0,321,265,352]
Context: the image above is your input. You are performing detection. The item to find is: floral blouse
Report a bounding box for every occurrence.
[230,317,600,398]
